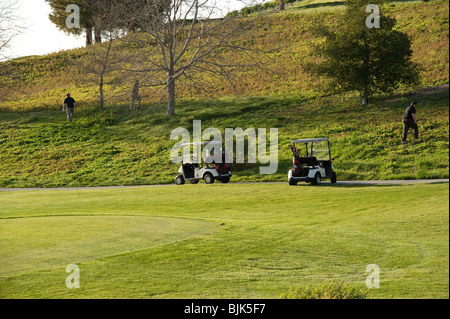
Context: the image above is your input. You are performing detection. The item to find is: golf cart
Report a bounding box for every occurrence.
[288,138,337,185]
[175,141,232,185]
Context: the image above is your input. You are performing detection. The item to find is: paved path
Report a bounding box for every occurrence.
[0,179,447,192]
[325,179,449,185]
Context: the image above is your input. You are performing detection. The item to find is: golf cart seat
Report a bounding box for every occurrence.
[299,156,318,166]
[182,163,195,179]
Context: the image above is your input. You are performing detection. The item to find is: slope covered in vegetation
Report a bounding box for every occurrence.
[0,0,447,111]
[0,0,448,188]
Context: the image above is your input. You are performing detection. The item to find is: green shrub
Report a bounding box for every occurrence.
[281,281,368,299]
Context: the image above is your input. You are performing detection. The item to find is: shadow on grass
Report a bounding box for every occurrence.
[296,1,345,11]
[292,0,422,12]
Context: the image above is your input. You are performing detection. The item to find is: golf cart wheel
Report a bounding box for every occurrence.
[175,175,185,185]
[204,173,215,184]
[289,179,298,186]
[331,171,337,184]
[190,180,199,184]
[220,177,230,184]
[312,173,321,185]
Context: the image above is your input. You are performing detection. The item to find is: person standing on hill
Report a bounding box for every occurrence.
[130,80,142,111]
[402,101,419,144]
[63,93,76,123]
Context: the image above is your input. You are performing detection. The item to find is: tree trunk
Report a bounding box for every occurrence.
[86,28,93,46]
[94,28,102,44]
[99,76,104,109]
[280,0,285,10]
[360,90,369,105]
[98,39,112,110]
[167,76,176,117]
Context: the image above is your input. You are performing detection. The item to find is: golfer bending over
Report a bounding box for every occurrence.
[402,101,419,144]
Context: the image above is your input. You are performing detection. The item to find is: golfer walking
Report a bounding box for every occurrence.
[402,101,419,144]
[63,94,76,122]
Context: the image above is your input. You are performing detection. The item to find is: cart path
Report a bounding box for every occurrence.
[0,179,448,192]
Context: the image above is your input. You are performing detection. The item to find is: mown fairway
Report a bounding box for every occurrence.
[0,182,448,299]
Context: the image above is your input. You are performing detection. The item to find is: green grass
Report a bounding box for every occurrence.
[281,280,368,299]
[0,1,446,189]
[0,87,448,188]
[1,216,218,278]
[0,0,447,301]
[0,182,448,298]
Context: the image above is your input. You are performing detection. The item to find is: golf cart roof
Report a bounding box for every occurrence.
[291,138,329,144]
[181,141,222,147]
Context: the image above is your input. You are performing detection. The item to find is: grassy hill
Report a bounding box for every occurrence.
[0,85,448,188]
[0,0,448,110]
[0,0,448,188]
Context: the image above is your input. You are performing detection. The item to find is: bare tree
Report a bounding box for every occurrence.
[75,28,138,109]
[0,0,26,103]
[0,0,24,60]
[112,0,269,117]
[279,0,285,11]
[79,37,114,109]
[72,0,145,110]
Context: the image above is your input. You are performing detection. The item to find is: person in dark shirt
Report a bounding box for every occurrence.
[402,101,419,144]
[63,94,76,122]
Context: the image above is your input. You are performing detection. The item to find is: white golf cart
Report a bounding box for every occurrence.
[175,141,232,185]
[288,138,337,185]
